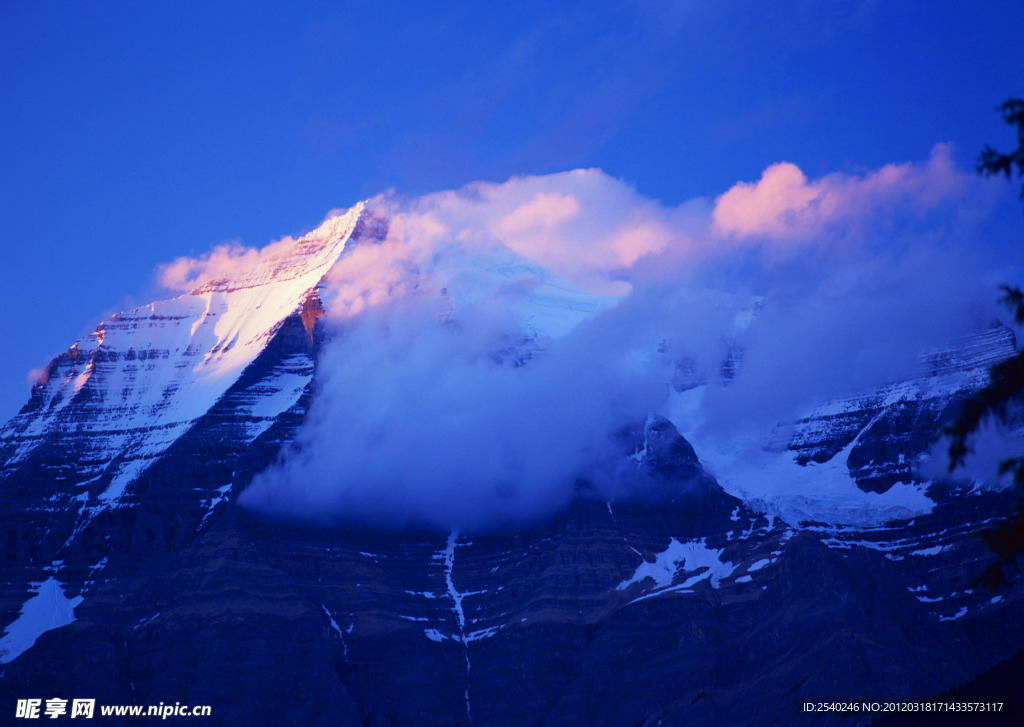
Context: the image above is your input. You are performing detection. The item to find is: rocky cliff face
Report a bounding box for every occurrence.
[1,203,1022,726]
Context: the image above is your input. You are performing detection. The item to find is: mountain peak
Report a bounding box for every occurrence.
[0,201,368,517]
[191,202,364,294]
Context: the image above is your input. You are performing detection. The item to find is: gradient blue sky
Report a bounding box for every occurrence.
[1,0,1023,419]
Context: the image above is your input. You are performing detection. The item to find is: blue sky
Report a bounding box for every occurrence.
[1,0,1023,419]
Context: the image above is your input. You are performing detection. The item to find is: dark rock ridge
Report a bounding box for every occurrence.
[789,322,1016,494]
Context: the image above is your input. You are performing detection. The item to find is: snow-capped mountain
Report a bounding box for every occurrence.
[1,200,1021,725]
[2,206,360,515]
[0,199,606,551]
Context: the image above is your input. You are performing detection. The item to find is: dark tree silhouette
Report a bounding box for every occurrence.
[947,97,1024,588]
[977,98,1024,200]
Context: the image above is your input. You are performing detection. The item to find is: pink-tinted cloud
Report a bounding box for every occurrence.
[158,237,297,292]
[711,143,967,240]
[320,218,439,320]
[380,169,700,295]
[494,192,581,236]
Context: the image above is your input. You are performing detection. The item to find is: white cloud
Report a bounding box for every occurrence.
[374,169,702,296]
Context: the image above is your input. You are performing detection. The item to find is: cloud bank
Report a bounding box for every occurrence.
[221,148,1017,531]
[711,144,965,241]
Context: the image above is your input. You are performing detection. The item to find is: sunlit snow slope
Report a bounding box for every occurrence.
[0,205,363,520]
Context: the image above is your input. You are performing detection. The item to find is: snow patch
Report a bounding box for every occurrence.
[617,538,736,601]
[0,578,84,664]
[464,625,504,643]
[199,483,233,529]
[404,589,438,599]
[940,606,968,621]
[747,558,772,572]
[424,628,447,642]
